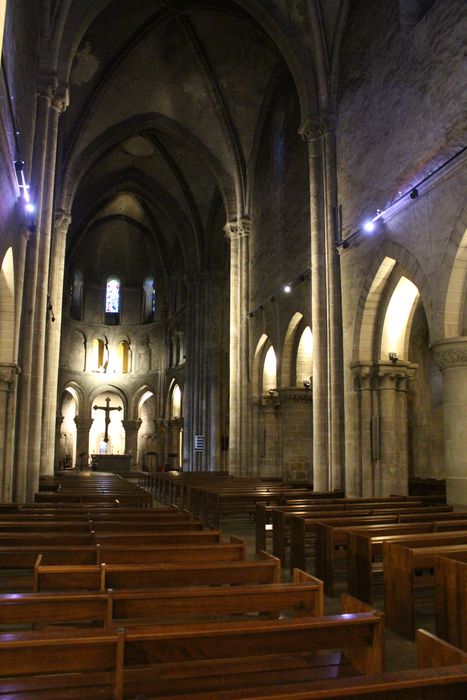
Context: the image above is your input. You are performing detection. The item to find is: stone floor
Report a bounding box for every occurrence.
[219,516,422,674]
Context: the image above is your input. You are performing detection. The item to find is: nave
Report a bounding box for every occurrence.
[0,471,466,699]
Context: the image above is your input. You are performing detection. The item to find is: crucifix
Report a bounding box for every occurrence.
[93,396,122,443]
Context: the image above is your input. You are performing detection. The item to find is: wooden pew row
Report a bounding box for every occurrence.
[152,634,467,700]
[34,551,281,592]
[0,569,323,631]
[347,521,467,602]
[255,498,440,554]
[0,609,383,700]
[272,499,452,566]
[435,551,467,651]
[317,517,467,597]
[384,539,467,638]
[0,532,224,568]
[289,509,467,575]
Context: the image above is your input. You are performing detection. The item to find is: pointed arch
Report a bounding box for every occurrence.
[252,334,269,397]
[0,247,15,363]
[444,225,467,338]
[281,313,303,387]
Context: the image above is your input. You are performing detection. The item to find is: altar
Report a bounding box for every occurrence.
[90,454,131,474]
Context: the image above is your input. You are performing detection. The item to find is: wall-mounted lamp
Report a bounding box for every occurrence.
[283,285,292,293]
[268,388,277,396]
[303,380,311,389]
[389,352,398,364]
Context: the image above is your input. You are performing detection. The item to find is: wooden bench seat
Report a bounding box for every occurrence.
[0,569,323,631]
[434,551,467,651]
[347,521,467,603]
[0,609,382,699]
[34,552,281,591]
[384,538,467,638]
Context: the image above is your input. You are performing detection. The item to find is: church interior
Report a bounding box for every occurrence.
[0,0,467,696]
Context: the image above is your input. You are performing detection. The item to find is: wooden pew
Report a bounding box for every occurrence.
[290,508,465,579]
[0,531,223,568]
[127,630,467,700]
[277,503,450,569]
[434,551,467,650]
[317,521,436,597]
[0,610,382,699]
[0,569,323,631]
[34,551,281,591]
[384,537,467,638]
[347,521,467,603]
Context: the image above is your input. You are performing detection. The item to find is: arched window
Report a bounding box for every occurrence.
[118,340,130,373]
[172,384,182,418]
[262,346,277,394]
[105,275,120,324]
[142,276,155,323]
[92,338,106,371]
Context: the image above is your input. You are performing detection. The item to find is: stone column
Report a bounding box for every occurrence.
[74,417,93,470]
[15,78,55,501]
[122,419,142,470]
[224,219,250,475]
[278,387,313,482]
[40,210,72,474]
[351,365,375,497]
[184,270,224,471]
[54,416,63,469]
[261,393,281,477]
[167,418,182,467]
[376,363,413,496]
[300,120,329,490]
[433,337,467,508]
[0,364,20,501]
[300,114,344,490]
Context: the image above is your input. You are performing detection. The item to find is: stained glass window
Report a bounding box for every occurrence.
[106,277,120,313]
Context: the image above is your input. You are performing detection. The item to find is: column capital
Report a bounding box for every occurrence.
[224,217,250,240]
[432,336,467,369]
[54,209,72,236]
[37,73,57,100]
[376,362,415,389]
[299,111,337,143]
[51,85,69,114]
[121,419,142,432]
[0,363,20,392]
[74,416,93,431]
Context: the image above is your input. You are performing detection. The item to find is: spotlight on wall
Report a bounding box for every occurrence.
[303,380,311,389]
[283,285,292,293]
[409,188,419,199]
[389,352,398,364]
[363,220,376,233]
[25,202,35,213]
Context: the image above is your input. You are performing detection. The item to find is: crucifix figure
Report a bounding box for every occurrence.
[93,396,122,443]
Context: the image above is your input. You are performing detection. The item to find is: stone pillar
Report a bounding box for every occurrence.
[184,270,224,471]
[433,337,467,508]
[0,364,20,501]
[278,387,313,482]
[351,365,375,497]
[300,114,344,490]
[54,416,63,469]
[74,417,93,470]
[40,210,72,474]
[26,85,68,499]
[376,363,414,496]
[224,219,250,475]
[167,418,182,467]
[261,393,281,477]
[122,419,142,470]
[15,79,68,501]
